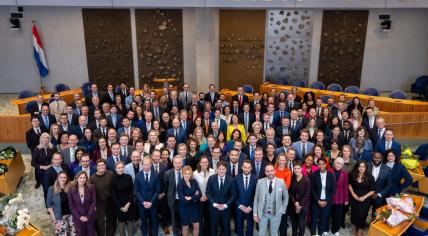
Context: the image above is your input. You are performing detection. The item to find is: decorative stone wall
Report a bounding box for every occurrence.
[219,10,266,90]
[318,10,369,87]
[82,9,134,88]
[135,9,184,88]
[265,9,313,85]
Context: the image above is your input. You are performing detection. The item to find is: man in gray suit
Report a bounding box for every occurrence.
[291,129,314,160]
[60,134,85,168]
[178,83,192,107]
[253,163,289,236]
[124,150,143,182]
[164,155,183,236]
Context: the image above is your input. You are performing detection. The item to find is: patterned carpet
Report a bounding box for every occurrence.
[0,94,19,116]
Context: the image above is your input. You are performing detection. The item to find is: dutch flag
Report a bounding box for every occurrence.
[32,24,49,77]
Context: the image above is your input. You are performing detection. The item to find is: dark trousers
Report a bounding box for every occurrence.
[235,207,254,236]
[371,197,385,218]
[341,203,350,227]
[310,203,331,235]
[291,208,308,236]
[330,204,344,234]
[210,207,231,236]
[170,199,181,236]
[199,201,211,236]
[279,213,288,236]
[74,219,96,236]
[37,170,48,207]
[139,204,158,236]
[96,198,117,236]
[158,196,170,227]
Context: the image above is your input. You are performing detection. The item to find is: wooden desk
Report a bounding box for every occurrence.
[260,83,428,113]
[219,89,254,102]
[10,88,82,115]
[16,223,42,236]
[0,151,25,194]
[368,194,424,236]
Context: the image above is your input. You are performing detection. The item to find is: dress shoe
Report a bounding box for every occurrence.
[163,226,170,235]
[35,183,41,189]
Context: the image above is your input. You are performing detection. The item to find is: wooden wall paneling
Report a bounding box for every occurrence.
[0,115,31,143]
[135,9,184,88]
[318,10,369,88]
[82,9,134,89]
[219,10,266,90]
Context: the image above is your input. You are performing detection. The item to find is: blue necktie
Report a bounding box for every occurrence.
[44,116,49,127]
[250,146,254,160]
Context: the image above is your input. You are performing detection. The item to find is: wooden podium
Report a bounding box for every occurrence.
[16,223,42,236]
[0,151,25,194]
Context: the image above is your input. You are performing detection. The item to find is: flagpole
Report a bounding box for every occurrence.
[32,20,47,94]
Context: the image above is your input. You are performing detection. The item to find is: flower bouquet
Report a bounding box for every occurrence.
[0,147,16,161]
[0,193,31,235]
[386,194,415,214]
[376,207,413,227]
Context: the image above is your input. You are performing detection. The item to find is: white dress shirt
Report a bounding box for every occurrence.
[320,172,327,200]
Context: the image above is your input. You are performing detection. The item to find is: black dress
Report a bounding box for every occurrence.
[349,175,375,228]
[111,173,135,221]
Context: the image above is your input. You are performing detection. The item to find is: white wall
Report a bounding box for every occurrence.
[361,9,428,92]
[0,6,88,93]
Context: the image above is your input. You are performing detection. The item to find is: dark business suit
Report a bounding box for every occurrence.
[374,139,402,158]
[232,174,257,236]
[286,102,300,113]
[164,168,182,236]
[238,112,256,133]
[25,128,45,151]
[38,114,57,130]
[369,127,385,146]
[275,125,290,140]
[204,92,220,105]
[31,146,56,203]
[27,102,48,116]
[44,164,72,189]
[166,127,187,144]
[251,160,267,179]
[310,171,336,236]
[106,155,130,174]
[232,94,249,109]
[206,174,235,236]
[107,114,123,129]
[73,165,96,178]
[134,171,160,236]
[68,185,97,236]
[273,110,289,127]
[151,163,169,228]
[388,163,413,196]
[367,163,392,212]
[257,137,281,149]
[167,99,184,111]
[289,119,303,142]
[362,117,377,132]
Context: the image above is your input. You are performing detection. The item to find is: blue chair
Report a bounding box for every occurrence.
[54,83,70,93]
[404,217,428,236]
[411,75,428,98]
[18,90,36,99]
[327,83,343,92]
[274,77,289,86]
[414,143,428,161]
[242,85,254,93]
[389,90,407,99]
[115,85,121,93]
[81,82,92,97]
[310,81,325,90]
[278,90,289,98]
[344,86,360,94]
[48,97,56,103]
[363,87,380,96]
[320,95,332,104]
[24,100,37,113]
[292,80,306,87]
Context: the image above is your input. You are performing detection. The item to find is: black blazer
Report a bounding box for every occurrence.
[238,112,255,132]
[27,102,48,116]
[204,92,220,105]
[311,170,336,203]
[251,160,268,179]
[25,128,46,151]
[31,147,57,171]
[44,164,72,187]
[367,163,391,197]
[167,99,183,111]
[38,114,57,130]
[206,174,234,206]
[231,94,249,109]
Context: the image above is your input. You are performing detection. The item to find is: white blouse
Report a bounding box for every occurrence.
[193,168,215,195]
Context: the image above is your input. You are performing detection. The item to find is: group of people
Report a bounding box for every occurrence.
[26,82,413,236]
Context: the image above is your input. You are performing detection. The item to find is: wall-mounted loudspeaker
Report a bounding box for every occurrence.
[9,6,23,30]
[379,14,391,31]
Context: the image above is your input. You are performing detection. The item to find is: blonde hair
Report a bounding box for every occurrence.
[182,165,193,179]
[37,132,54,149]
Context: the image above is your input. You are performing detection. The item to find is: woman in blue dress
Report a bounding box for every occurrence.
[178,165,202,236]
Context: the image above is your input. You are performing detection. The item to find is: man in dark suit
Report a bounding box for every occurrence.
[206,161,234,236]
[257,128,281,149]
[167,91,184,111]
[242,133,258,161]
[150,150,170,234]
[93,118,109,142]
[238,103,255,134]
[166,118,187,144]
[44,152,72,188]
[26,116,46,151]
[85,84,103,107]
[106,143,129,173]
[374,129,402,158]
[226,149,243,177]
[303,108,322,128]
[38,104,56,130]
[179,110,192,135]
[368,152,392,215]
[208,146,227,171]
[286,93,301,112]
[150,100,164,122]
[70,116,87,140]
[135,156,160,236]
[331,101,346,119]
[249,92,264,112]
[107,105,123,129]
[104,84,116,104]
[251,147,267,179]
[339,121,354,145]
[231,86,249,110]
[65,105,79,127]
[273,101,289,127]
[204,84,220,106]
[289,109,303,142]
[231,100,242,115]
[27,94,49,116]
[370,117,386,146]
[362,107,377,132]
[73,153,96,178]
[232,159,257,236]
[164,155,184,236]
[275,117,291,140]
[57,113,71,134]
[117,81,129,101]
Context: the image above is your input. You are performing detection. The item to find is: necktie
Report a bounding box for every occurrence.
[370,117,374,128]
[280,111,283,119]
[102,128,106,137]
[123,90,126,96]
[36,129,40,135]
[245,176,249,190]
[175,128,178,137]
[292,121,295,130]
[387,142,391,150]
[155,108,159,120]
[235,108,238,114]
[256,162,260,176]
[345,131,349,140]
[220,177,224,190]
[110,92,113,100]
[289,102,292,108]
[185,92,188,104]
[155,165,159,173]
[239,95,242,106]
[269,181,273,194]
[114,157,118,163]
[245,113,248,130]
[211,93,214,102]
[250,146,254,160]
[302,143,306,157]
[44,116,49,128]
[56,101,59,110]
[205,121,209,134]
[288,162,292,171]
[232,164,236,177]
[145,173,149,184]
[182,121,186,130]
